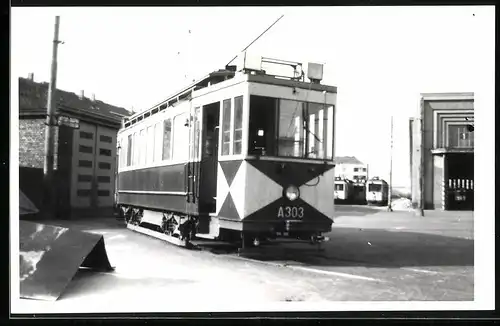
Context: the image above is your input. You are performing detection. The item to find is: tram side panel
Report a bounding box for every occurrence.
[118,163,202,214]
[116,100,202,217]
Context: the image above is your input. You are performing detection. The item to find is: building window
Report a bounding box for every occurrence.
[77,189,91,197]
[162,119,172,160]
[97,190,110,197]
[222,99,232,155]
[97,176,110,183]
[362,168,367,172]
[100,135,113,143]
[79,160,92,168]
[79,145,93,154]
[77,174,92,182]
[354,168,359,172]
[335,184,344,191]
[99,162,111,170]
[99,148,112,156]
[79,131,93,140]
[233,96,243,155]
[127,134,132,166]
[448,125,474,148]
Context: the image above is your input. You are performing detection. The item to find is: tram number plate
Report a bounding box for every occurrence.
[278,206,304,219]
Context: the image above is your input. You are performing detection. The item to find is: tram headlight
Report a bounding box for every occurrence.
[285,185,300,201]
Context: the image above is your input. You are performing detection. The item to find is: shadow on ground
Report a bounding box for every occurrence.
[334,205,382,217]
[30,218,126,232]
[59,268,198,300]
[202,227,473,269]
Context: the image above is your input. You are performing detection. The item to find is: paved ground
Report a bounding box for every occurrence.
[14,206,474,313]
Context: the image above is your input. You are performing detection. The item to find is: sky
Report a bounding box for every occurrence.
[11,6,495,188]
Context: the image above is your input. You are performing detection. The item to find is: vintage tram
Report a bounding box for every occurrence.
[365,177,389,206]
[115,53,337,249]
[333,177,354,204]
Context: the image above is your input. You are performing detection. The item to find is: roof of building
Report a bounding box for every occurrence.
[420,92,474,101]
[19,77,132,126]
[334,156,364,165]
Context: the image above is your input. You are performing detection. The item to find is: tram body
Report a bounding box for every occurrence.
[115,55,337,247]
[366,177,389,206]
[334,177,354,203]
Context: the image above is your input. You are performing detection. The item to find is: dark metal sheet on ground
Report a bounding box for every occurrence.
[19,190,39,215]
[19,221,114,301]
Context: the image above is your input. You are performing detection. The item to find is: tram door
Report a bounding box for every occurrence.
[199,102,220,213]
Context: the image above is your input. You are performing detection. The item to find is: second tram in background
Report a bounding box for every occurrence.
[334,177,367,205]
[366,177,389,206]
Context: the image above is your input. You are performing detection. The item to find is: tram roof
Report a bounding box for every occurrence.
[124,69,236,124]
[122,66,338,129]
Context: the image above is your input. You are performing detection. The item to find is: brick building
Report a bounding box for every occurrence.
[409,92,474,211]
[19,74,132,218]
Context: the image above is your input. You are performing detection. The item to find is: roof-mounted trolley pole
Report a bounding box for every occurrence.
[225,14,284,68]
[43,15,62,218]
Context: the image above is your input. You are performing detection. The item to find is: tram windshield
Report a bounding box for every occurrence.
[368,184,382,192]
[248,95,334,160]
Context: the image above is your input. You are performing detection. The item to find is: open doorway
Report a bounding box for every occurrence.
[446,153,474,210]
[198,102,220,213]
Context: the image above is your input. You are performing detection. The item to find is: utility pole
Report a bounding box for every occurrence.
[416,98,425,217]
[43,15,62,217]
[387,116,393,212]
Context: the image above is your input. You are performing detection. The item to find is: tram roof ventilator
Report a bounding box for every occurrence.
[235,51,324,84]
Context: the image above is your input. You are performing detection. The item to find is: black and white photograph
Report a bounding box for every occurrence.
[10,5,495,315]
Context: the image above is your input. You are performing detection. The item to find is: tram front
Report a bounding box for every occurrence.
[214,61,337,243]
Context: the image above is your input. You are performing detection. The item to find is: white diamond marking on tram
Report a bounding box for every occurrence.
[216,163,230,215]
[298,167,335,219]
[244,162,283,217]
[229,161,247,220]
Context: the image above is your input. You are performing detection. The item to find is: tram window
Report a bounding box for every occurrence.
[192,107,201,160]
[163,119,172,160]
[146,126,154,164]
[154,122,162,162]
[173,113,189,160]
[277,99,305,157]
[249,95,334,159]
[133,132,138,166]
[326,105,334,160]
[306,102,326,158]
[248,95,277,156]
[222,99,232,155]
[139,129,145,166]
[368,184,382,192]
[233,96,243,155]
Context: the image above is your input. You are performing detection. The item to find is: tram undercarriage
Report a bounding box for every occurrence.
[118,206,330,251]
